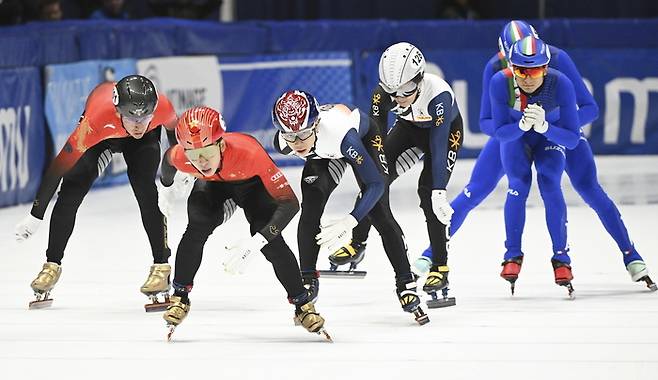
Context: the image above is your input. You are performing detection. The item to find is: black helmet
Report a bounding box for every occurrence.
[113,75,158,118]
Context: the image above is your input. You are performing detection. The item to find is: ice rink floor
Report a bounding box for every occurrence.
[1,155,657,380]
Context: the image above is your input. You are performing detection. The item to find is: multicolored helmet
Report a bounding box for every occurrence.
[272,90,320,133]
[498,20,539,57]
[175,106,226,149]
[508,36,551,68]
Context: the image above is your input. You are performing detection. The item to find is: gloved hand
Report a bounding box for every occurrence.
[518,113,533,132]
[525,103,548,133]
[223,233,268,275]
[15,214,42,242]
[316,214,358,250]
[431,189,453,225]
[157,171,195,218]
[412,256,432,276]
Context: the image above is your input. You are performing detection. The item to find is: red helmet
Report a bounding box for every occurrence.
[175,106,226,149]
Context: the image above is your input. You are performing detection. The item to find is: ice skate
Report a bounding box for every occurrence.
[396,275,430,325]
[301,271,320,304]
[626,260,657,291]
[293,302,332,342]
[552,260,575,299]
[163,295,190,341]
[319,240,367,278]
[29,262,62,309]
[141,264,172,312]
[500,257,523,295]
[423,265,455,308]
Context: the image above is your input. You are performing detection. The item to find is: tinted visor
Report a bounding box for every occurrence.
[184,143,220,161]
[512,65,547,79]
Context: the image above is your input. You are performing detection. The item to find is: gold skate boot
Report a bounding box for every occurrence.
[29,262,62,309]
[141,264,171,312]
[164,295,190,341]
[294,302,332,342]
[423,265,456,309]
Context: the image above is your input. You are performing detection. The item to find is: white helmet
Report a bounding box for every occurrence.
[378,42,426,95]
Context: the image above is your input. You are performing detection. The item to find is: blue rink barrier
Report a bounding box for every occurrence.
[1,19,658,208]
[0,67,46,207]
[219,52,354,165]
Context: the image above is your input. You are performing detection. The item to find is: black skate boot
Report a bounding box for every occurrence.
[396,274,429,325]
[423,265,456,308]
[301,270,320,304]
[319,240,367,278]
[552,259,575,300]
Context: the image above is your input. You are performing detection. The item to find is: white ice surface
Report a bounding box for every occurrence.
[1,155,657,380]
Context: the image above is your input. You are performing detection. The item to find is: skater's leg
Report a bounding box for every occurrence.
[297,160,340,272]
[500,140,533,259]
[535,140,568,258]
[123,128,170,264]
[172,181,226,288]
[45,144,108,264]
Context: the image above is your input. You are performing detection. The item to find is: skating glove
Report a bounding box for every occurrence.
[316,215,358,251]
[431,190,453,226]
[524,104,548,133]
[223,233,269,275]
[157,171,195,218]
[412,256,432,276]
[518,114,533,132]
[15,214,42,242]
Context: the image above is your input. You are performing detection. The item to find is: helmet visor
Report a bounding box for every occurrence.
[381,80,419,98]
[281,127,315,143]
[512,65,547,79]
[123,113,154,124]
[184,143,221,161]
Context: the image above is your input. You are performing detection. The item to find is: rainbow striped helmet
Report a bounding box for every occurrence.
[498,20,539,57]
[508,36,551,68]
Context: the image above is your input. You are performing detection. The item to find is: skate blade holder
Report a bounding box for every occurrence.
[413,308,430,325]
[144,294,172,312]
[426,288,456,309]
[640,276,657,292]
[29,299,54,310]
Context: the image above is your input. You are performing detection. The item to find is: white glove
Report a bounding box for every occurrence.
[15,214,42,242]
[222,233,268,275]
[518,114,533,132]
[431,190,453,226]
[525,103,548,133]
[316,214,358,249]
[157,171,195,218]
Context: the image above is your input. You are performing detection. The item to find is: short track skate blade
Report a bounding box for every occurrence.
[317,270,366,279]
[640,276,657,292]
[166,325,176,342]
[559,283,576,300]
[29,299,53,309]
[426,297,456,309]
[144,302,172,313]
[318,328,333,343]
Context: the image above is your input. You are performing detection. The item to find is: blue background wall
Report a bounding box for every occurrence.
[1,18,657,207]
